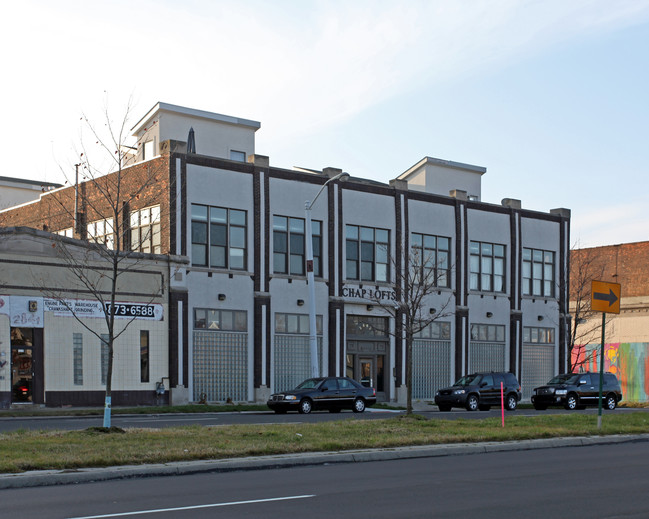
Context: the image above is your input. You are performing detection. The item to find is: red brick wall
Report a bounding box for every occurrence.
[571,242,649,299]
[0,155,172,253]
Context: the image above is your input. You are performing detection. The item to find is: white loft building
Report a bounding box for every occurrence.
[1,102,570,406]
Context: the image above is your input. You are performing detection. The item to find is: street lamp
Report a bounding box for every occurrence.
[305,171,350,378]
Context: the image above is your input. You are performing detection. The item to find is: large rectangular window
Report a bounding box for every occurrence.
[346,225,389,282]
[522,248,555,297]
[130,205,161,254]
[191,205,247,270]
[470,324,506,342]
[415,321,451,339]
[140,330,150,383]
[274,313,323,335]
[523,326,555,344]
[194,308,247,331]
[411,233,450,288]
[273,216,322,276]
[469,241,505,292]
[87,218,114,249]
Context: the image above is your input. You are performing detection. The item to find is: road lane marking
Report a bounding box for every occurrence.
[67,495,316,518]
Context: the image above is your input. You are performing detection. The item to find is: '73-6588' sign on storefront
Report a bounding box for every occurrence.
[104,303,161,319]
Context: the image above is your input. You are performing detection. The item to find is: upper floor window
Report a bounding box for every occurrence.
[469,241,505,292]
[273,216,322,277]
[523,248,555,297]
[191,205,247,269]
[230,150,246,162]
[194,308,247,331]
[275,313,323,335]
[346,225,389,282]
[471,324,506,342]
[411,233,450,288]
[414,321,451,340]
[523,326,555,344]
[130,205,161,254]
[87,218,114,249]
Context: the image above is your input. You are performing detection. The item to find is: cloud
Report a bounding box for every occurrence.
[3,0,649,184]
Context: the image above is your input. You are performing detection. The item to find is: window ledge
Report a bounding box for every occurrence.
[521,295,558,302]
[271,273,325,281]
[469,291,508,297]
[188,266,253,276]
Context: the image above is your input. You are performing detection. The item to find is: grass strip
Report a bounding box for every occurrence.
[1,413,649,474]
[0,404,270,417]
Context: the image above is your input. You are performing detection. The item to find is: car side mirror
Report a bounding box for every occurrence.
[480,382,488,388]
[321,387,327,392]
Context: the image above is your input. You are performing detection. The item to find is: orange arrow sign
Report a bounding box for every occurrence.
[591,280,621,314]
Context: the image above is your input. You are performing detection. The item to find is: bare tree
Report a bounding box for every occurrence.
[568,245,608,372]
[43,100,169,427]
[365,246,453,415]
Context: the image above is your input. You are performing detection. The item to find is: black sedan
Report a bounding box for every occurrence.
[267,377,376,414]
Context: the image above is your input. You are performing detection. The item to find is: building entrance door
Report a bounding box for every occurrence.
[346,347,387,401]
[359,357,374,388]
[11,328,34,403]
[346,315,390,401]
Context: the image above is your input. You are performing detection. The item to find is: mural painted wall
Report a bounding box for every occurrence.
[573,342,649,403]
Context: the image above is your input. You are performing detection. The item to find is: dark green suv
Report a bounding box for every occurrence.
[531,372,622,410]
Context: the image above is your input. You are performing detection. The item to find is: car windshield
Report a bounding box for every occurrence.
[295,378,322,390]
[548,374,580,385]
[454,374,481,386]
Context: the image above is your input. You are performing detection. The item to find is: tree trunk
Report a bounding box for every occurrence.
[406,332,413,415]
[103,340,114,428]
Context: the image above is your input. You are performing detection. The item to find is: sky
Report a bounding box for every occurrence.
[2,0,648,248]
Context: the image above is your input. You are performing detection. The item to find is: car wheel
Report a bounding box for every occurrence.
[533,403,548,411]
[505,394,518,411]
[605,394,617,410]
[465,394,479,411]
[298,398,312,414]
[564,394,578,410]
[352,398,366,413]
[478,404,491,411]
[438,405,452,412]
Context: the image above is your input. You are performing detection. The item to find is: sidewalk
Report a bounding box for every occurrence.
[2,433,648,490]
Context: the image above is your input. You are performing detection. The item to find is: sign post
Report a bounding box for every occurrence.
[590,280,621,429]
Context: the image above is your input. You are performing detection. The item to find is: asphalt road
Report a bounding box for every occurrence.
[2,441,648,518]
[0,405,644,432]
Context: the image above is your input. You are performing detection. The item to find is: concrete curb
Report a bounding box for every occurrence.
[2,433,648,489]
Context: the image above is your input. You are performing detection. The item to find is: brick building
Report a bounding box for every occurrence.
[0,102,571,406]
[570,241,649,402]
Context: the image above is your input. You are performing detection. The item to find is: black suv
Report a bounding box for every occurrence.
[435,372,522,412]
[531,372,622,410]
